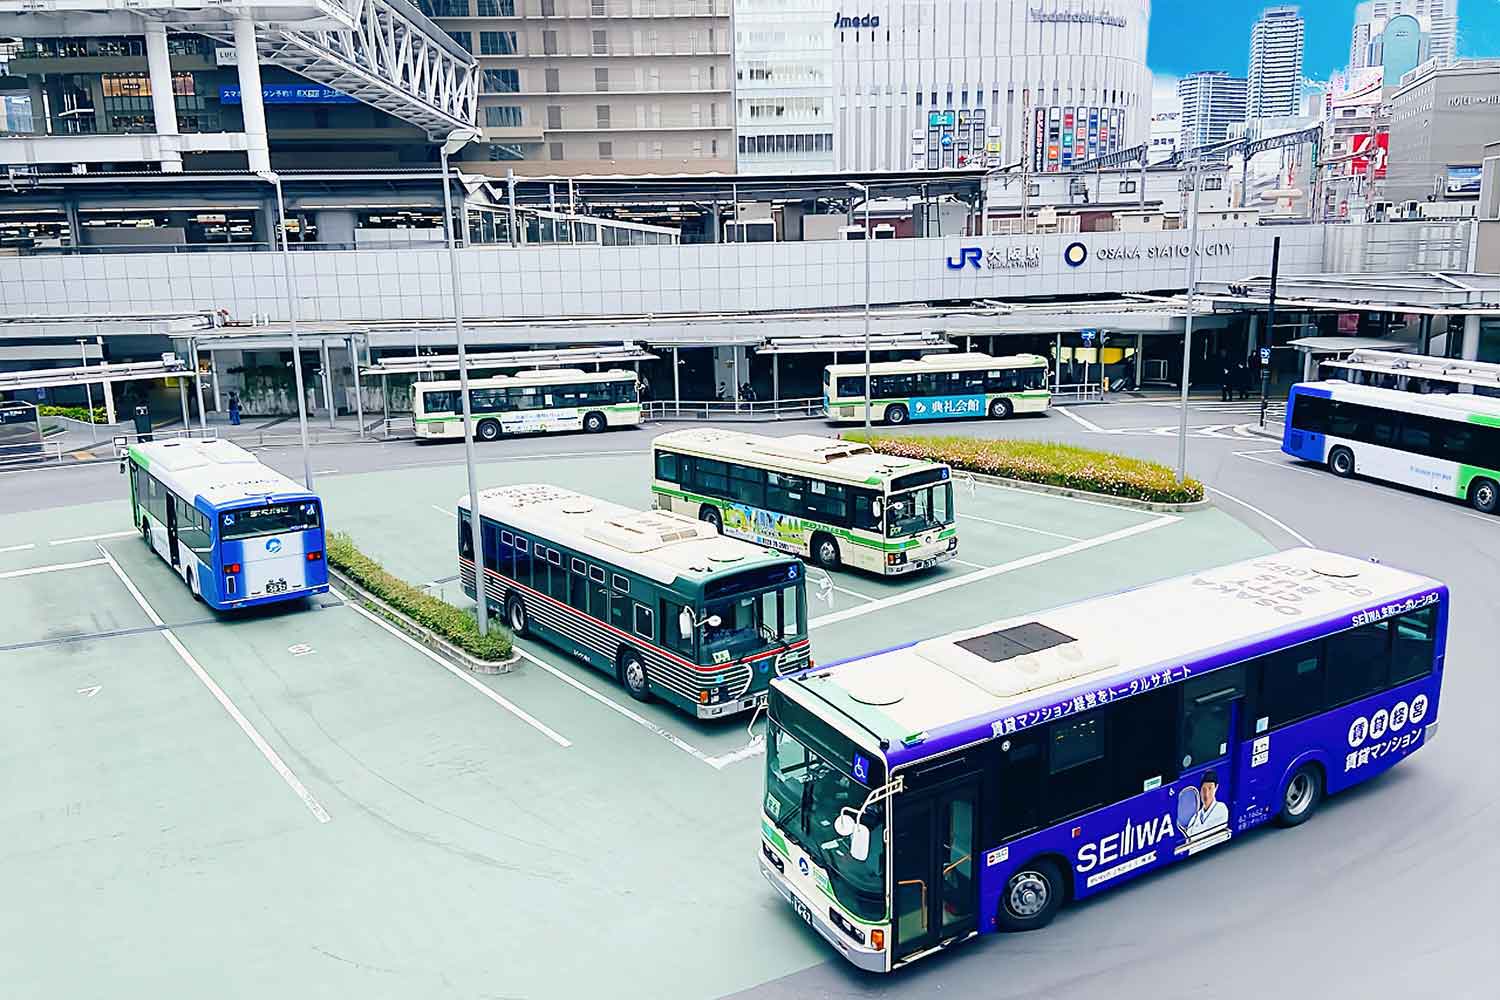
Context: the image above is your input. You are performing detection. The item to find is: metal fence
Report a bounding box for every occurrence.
[643,398,827,422]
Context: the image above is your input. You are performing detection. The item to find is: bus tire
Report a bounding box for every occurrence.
[989,398,1014,420]
[618,649,651,702]
[885,404,909,426]
[506,595,529,636]
[1328,446,1355,478]
[583,411,607,434]
[1274,763,1324,827]
[476,419,502,442]
[1468,477,1499,515]
[997,858,1067,932]
[811,532,841,570]
[185,567,202,603]
[699,505,722,533]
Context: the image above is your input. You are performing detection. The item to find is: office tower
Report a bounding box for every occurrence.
[1249,6,1306,119]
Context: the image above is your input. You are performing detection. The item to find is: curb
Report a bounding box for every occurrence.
[1243,423,1284,441]
[329,566,518,675]
[957,469,1211,514]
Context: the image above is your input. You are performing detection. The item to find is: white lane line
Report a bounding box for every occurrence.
[390,449,650,472]
[966,475,1162,513]
[960,511,1085,541]
[431,504,457,518]
[342,598,571,748]
[1232,452,1326,480]
[49,530,136,546]
[315,469,340,475]
[830,582,875,603]
[96,545,332,824]
[1051,406,1107,433]
[514,648,743,767]
[1207,487,1313,547]
[953,559,991,570]
[1233,448,1283,456]
[0,543,37,554]
[0,557,106,580]
[811,516,1177,630]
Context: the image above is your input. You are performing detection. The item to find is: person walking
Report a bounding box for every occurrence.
[1219,354,1234,402]
[228,391,241,426]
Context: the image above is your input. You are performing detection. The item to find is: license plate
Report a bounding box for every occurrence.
[265,578,289,595]
[792,895,813,926]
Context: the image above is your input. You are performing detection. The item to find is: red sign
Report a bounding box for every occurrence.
[1350,132,1388,178]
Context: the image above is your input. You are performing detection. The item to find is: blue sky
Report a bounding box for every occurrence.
[1148,0,1500,82]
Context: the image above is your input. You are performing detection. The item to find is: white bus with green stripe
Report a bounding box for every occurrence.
[650,430,958,576]
[1283,380,1500,515]
[823,353,1050,425]
[412,368,641,442]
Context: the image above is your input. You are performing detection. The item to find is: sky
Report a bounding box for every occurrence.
[1148,0,1500,113]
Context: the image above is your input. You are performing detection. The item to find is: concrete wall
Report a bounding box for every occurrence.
[1321,220,1472,272]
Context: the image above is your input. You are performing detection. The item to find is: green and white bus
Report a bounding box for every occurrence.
[651,430,958,576]
[459,484,810,718]
[823,353,1051,425]
[413,368,641,442]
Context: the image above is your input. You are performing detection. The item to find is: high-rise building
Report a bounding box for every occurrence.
[426,0,735,177]
[1248,6,1305,120]
[1351,2,1377,70]
[1178,71,1248,153]
[1351,1,1457,71]
[733,0,834,174]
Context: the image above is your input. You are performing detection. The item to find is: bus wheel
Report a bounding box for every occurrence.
[1328,446,1355,478]
[186,568,202,603]
[699,505,722,533]
[885,404,909,426]
[1468,478,1499,515]
[476,419,502,442]
[1274,763,1324,827]
[583,411,607,434]
[989,398,1014,420]
[997,859,1066,932]
[812,532,841,570]
[619,650,651,702]
[506,595,529,636]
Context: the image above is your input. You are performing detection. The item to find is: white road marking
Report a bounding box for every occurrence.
[431,504,457,518]
[1233,452,1327,479]
[315,469,340,476]
[829,581,875,603]
[390,449,650,472]
[965,475,1165,514]
[0,557,107,580]
[0,543,36,554]
[952,559,991,570]
[1206,487,1314,547]
[342,598,571,748]
[76,685,102,698]
[1051,406,1106,433]
[49,530,136,546]
[811,516,1178,630]
[1234,448,1283,456]
[960,511,1084,541]
[96,545,333,824]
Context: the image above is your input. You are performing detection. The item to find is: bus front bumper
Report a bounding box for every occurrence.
[759,854,886,973]
[697,690,766,719]
[885,545,956,575]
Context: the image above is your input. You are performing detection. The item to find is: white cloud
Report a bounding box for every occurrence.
[1152,73,1182,117]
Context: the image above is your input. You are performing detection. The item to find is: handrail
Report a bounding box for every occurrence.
[896,879,928,932]
[642,398,826,422]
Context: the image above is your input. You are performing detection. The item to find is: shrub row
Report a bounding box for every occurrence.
[326,532,513,661]
[39,404,109,423]
[847,432,1205,505]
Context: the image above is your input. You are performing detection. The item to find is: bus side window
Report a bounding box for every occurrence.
[961,370,986,394]
[1111,686,1181,793]
[729,465,766,507]
[851,489,882,531]
[482,521,500,567]
[989,729,1045,842]
[1390,606,1436,686]
[588,565,609,619]
[1248,640,1325,733]
[1179,667,1244,771]
[633,602,654,640]
[514,536,531,587]
[1044,710,1109,823]
[499,529,515,577]
[662,600,693,655]
[1325,620,1392,707]
[610,586,629,631]
[458,512,474,560]
[655,450,678,482]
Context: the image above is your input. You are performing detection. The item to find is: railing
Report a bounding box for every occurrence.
[1049,383,1104,404]
[643,397,825,422]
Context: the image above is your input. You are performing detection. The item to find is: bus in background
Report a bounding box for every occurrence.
[459,484,809,718]
[823,353,1051,425]
[1283,380,1500,515]
[124,439,327,610]
[412,368,641,442]
[761,548,1444,972]
[651,429,957,575]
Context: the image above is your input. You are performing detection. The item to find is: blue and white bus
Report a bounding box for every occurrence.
[124,439,328,610]
[761,548,1444,971]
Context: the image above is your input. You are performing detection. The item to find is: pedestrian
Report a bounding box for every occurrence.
[1219,354,1233,402]
[638,376,652,401]
[228,391,241,426]
[1235,359,1250,401]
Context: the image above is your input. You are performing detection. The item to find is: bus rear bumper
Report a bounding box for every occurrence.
[759,856,886,973]
[698,690,766,719]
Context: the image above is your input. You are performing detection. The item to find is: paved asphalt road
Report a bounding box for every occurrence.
[4,399,1494,1000]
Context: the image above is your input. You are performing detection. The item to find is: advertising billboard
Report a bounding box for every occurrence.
[1032,106,1126,170]
[1445,165,1482,197]
[1350,132,1389,178]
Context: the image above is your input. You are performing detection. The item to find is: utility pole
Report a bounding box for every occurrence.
[1019,94,1032,234]
[1176,157,1205,483]
[1260,236,1281,428]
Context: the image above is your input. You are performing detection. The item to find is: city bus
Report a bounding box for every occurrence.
[650,429,957,575]
[412,368,641,442]
[1283,380,1500,515]
[458,484,810,718]
[760,547,1444,972]
[124,439,328,610]
[823,353,1051,425]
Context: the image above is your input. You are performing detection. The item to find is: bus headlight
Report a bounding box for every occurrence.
[885,551,906,566]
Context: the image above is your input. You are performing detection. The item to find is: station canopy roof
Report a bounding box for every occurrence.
[503,168,988,209]
[0,357,195,393]
[756,334,954,355]
[1201,272,1500,317]
[363,344,658,376]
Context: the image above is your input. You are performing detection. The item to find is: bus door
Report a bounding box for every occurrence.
[165,494,182,568]
[1172,668,1247,855]
[892,778,979,962]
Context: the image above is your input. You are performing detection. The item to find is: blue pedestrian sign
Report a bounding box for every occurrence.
[1259,347,1272,364]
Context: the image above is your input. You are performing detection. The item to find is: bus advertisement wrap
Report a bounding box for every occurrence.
[910,395,986,420]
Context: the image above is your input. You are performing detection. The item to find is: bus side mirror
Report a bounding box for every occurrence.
[871,499,882,519]
[850,823,871,862]
[679,608,694,640]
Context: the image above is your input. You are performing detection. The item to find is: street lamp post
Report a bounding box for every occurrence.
[847,182,873,436]
[259,170,315,490]
[77,339,97,441]
[1176,157,1205,483]
[440,128,489,637]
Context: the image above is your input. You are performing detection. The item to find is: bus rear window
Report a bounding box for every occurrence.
[220,502,321,540]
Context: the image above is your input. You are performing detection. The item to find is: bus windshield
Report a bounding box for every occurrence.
[703,580,806,659]
[886,483,953,538]
[766,722,886,922]
[220,501,321,541]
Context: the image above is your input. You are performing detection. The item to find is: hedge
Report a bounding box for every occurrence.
[39,404,109,424]
[847,432,1205,505]
[326,532,513,661]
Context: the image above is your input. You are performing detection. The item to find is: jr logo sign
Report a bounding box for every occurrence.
[946,247,982,270]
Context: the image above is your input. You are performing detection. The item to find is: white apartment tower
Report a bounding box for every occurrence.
[1248,6,1305,119]
[1178,71,1248,153]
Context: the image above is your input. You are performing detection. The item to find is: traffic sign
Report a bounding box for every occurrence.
[1081,329,1097,346]
[1259,347,1272,364]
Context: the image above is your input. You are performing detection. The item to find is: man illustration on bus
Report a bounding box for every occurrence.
[1180,769,1230,840]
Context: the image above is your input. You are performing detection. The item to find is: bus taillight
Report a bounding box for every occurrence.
[226,562,242,574]
[307,551,322,561]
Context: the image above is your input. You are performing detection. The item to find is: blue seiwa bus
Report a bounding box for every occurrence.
[124,439,328,610]
[761,548,1445,972]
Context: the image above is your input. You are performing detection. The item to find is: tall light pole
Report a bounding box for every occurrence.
[1176,156,1205,482]
[440,128,489,637]
[77,338,97,441]
[259,170,315,490]
[847,181,872,435]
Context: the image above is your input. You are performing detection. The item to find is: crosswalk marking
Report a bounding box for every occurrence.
[1111,423,1271,440]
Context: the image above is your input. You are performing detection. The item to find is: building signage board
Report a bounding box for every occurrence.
[1445,165,1482,197]
[1028,7,1127,27]
[219,85,357,105]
